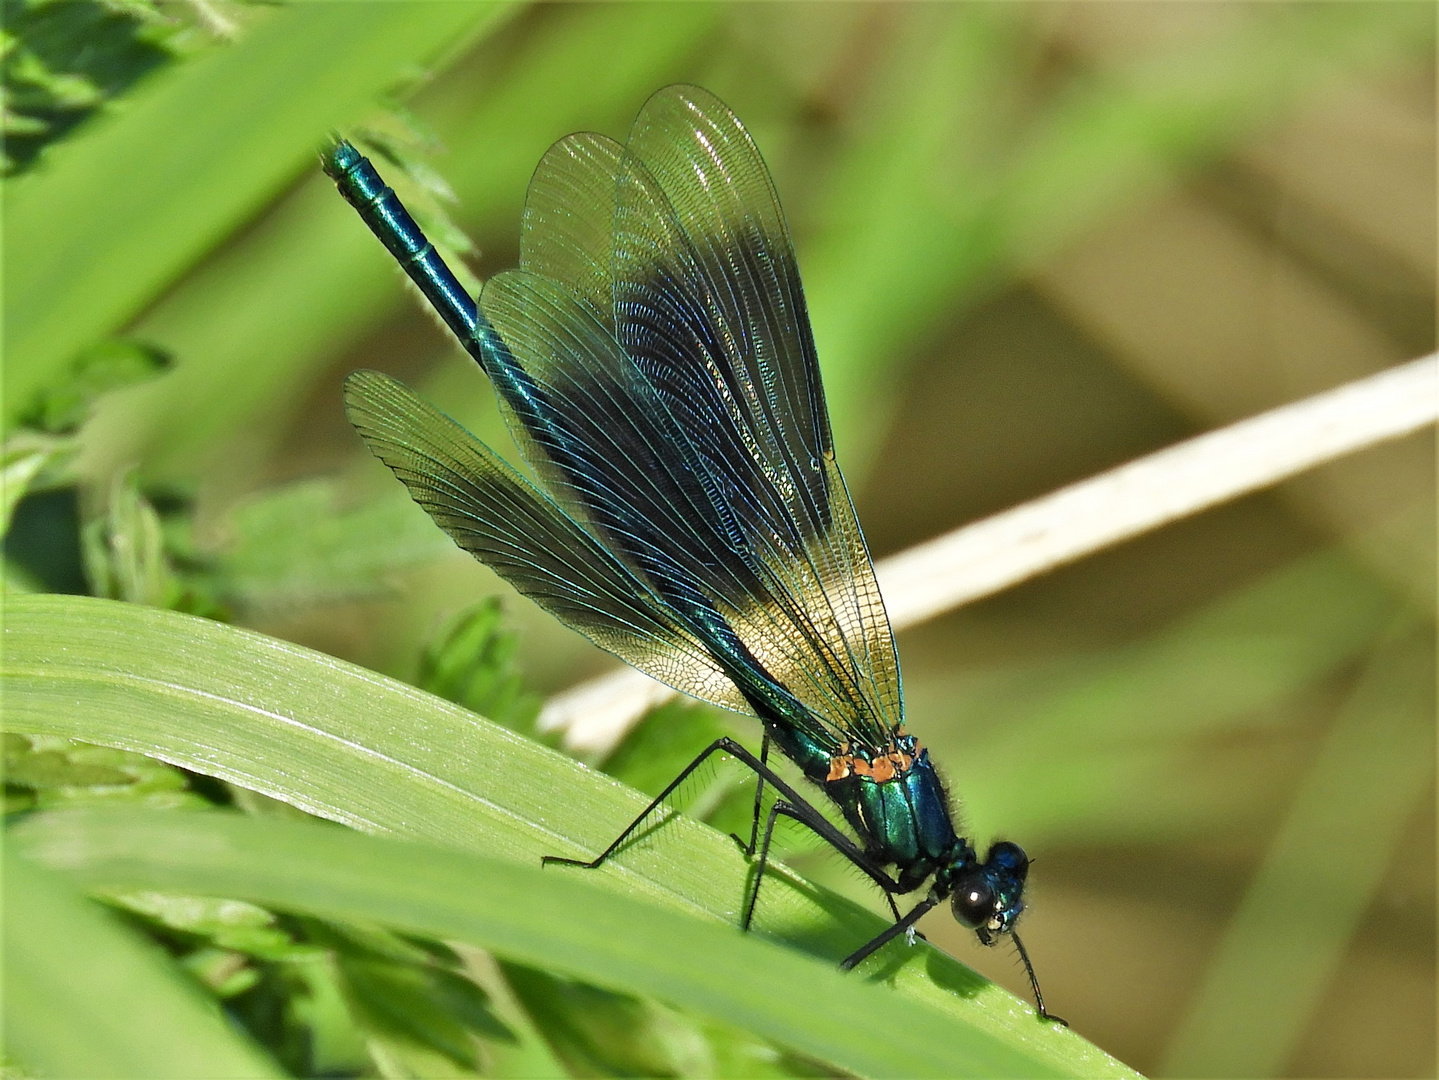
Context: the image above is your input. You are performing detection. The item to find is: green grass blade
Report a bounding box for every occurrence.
[18,806,1051,1079]
[87,3,718,484]
[2,844,282,1080]
[1,593,1137,1078]
[3,2,509,426]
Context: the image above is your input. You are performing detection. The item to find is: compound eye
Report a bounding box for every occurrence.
[987,841,1029,878]
[950,877,996,929]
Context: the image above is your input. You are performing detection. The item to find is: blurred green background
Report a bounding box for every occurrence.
[4,2,1434,1077]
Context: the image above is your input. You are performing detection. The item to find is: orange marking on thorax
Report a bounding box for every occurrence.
[825,734,924,785]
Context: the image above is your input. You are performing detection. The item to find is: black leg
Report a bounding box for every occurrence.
[542,737,751,871]
[741,800,786,930]
[885,893,907,923]
[742,795,908,933]
[545,735,926,969]
[839,895,939,971]
[545,736,902,896]
[730,731,771,857]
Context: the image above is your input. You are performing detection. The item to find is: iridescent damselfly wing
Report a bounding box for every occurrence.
[323,85,1062,1024]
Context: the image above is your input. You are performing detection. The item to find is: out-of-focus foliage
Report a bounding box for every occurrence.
[3,846,283,1079]
[212,478,454,613]
[2,2,1433,1077]
[0,0,196,177]
[417,597,542,736]
[3,733,202,815]
[18,338,173,434]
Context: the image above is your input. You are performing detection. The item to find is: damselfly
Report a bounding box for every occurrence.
[324,85,1062,1024]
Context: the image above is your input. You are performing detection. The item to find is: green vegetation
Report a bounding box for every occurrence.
[3,3,1432,1077]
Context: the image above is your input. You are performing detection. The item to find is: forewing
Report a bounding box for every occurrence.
[612,85,902,739]
[482,272,888,746]
[519,131,623,327]
[343,370,749,712]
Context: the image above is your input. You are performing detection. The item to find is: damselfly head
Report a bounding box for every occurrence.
[948,840,1030,944]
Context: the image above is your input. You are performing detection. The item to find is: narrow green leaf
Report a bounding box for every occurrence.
[1,594,1135,1078]
[18,807,1068,1079]
[83,4,717,484]
[2,844,282,1079]
[4,2,510,426]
